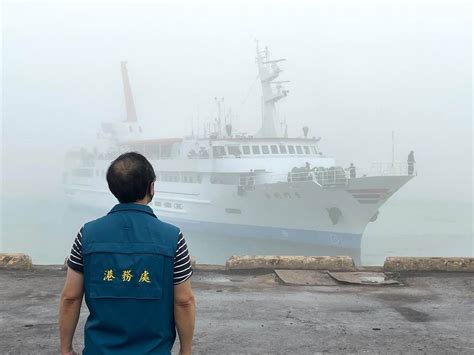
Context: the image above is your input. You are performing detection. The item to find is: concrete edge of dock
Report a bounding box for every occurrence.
[1,253,473,272]
[382,256,474,272]
[225,255,357,271]
[224,255,474,273]
[0,253,33,270]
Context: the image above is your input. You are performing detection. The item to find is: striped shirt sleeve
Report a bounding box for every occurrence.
[67,227,84,273]
[173,232,193,285]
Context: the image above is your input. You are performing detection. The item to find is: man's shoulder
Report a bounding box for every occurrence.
[152,218,181,238]
[82,214,111,229]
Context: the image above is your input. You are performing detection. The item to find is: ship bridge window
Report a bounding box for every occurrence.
[262,145,270,154]
[252,145,260,154]
[270,145,279,154]
[227,146,241,157]
[303,146,310,154]
[311,146,317,154]
[296,146,303,154]
[288,145,295,154]
[279,145,287,154]
[212,146,226,158]
[242,146,251,155]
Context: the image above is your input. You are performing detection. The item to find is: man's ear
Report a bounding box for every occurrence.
[149,181,155,195]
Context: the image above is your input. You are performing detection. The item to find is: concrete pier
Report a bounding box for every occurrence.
[0,261,473,354]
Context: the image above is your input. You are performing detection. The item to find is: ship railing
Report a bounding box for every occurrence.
[314,170,349,186]
[240,171,348,187]
[367,162,414,177]
[238,175,257,187]
[237,162,414,189]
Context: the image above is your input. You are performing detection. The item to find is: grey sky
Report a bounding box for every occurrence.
[2,0,472,203]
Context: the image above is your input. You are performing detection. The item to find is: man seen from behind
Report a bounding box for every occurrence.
[59,152,196,355]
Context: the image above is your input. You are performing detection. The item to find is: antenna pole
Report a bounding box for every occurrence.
[215,97,224,137]
[197,106,200,139]
[391,130,395,169]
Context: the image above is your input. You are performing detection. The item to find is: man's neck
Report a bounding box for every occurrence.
[134,198,149,205]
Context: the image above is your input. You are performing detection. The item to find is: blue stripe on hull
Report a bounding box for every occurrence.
[160,216,362,250]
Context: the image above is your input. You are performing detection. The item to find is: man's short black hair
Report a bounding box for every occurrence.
[106,152,156,203]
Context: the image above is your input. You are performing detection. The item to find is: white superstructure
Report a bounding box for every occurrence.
[64,45,415,263]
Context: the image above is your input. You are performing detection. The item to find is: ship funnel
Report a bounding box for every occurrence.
[120,61,138,122]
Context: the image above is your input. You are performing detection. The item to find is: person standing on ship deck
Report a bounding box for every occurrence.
[347,163,356,178]
[407,150,416,175]
[59,152,195,355]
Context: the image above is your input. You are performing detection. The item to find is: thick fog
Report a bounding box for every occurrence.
[1,0,472,263]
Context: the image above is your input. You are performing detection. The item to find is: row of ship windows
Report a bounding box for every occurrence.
[265,191,302,199]
[151,202,243,215]
[158,173,201,183]
[153,200,184,210]
[213,144,318,157]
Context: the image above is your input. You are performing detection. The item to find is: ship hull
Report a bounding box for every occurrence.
[64,173,412,265]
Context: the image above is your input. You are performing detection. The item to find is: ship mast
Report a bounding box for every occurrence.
[120,61,138,122]
[256,42,289,137]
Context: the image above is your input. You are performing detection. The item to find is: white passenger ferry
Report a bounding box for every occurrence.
[64,45,415,263]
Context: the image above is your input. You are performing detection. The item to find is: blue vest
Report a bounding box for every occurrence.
[82,203,180,355]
